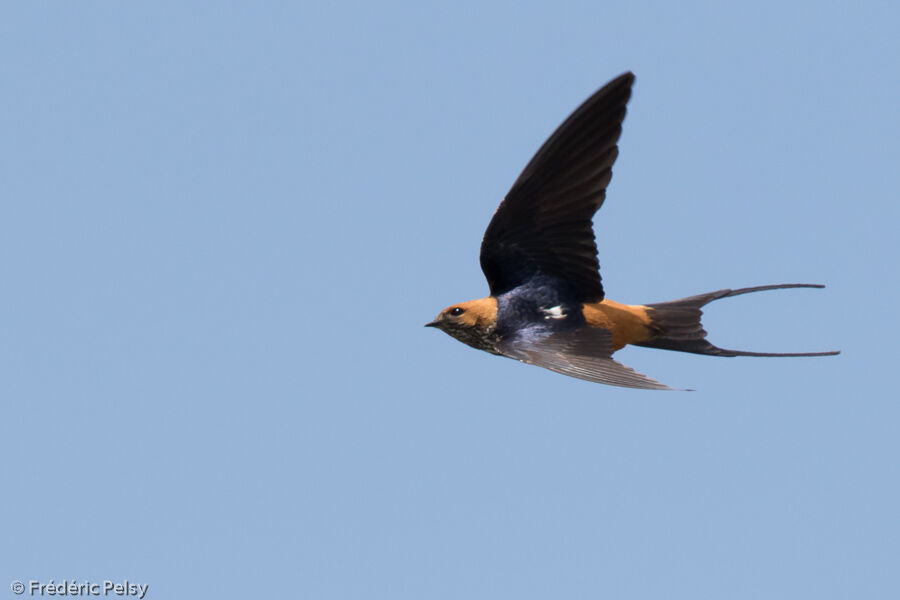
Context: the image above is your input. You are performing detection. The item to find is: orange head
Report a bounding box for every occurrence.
[425,297,501,354]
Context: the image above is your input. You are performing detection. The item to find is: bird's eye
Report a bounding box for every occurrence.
[449,307,466,316]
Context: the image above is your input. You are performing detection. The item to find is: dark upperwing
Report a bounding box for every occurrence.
[479,72,635,301]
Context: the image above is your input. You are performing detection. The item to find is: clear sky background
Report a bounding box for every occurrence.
[1,2,897,599]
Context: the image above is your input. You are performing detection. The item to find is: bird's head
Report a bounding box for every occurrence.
[425,296,500,353]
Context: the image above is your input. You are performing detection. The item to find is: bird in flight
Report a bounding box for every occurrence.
[426,72,838,390]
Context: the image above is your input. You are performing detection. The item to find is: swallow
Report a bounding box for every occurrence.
[426,72,839,390]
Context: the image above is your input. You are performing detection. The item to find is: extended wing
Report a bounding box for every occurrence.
[499,325,677,391]
[480,72,635,301]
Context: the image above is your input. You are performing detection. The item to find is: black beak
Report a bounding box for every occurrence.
[425,320,440,328]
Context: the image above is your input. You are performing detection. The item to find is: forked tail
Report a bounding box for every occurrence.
[637,284,840,357]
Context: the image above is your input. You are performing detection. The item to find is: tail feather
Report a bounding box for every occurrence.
[637,284,840,357]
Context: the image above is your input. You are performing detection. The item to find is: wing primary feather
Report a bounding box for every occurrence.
[479,72,636,300]
[500,324,682,391]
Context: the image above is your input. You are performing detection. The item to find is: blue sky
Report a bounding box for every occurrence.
[1,2,897,599]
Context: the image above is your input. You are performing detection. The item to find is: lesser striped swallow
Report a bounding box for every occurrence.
[426,72,838,390]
